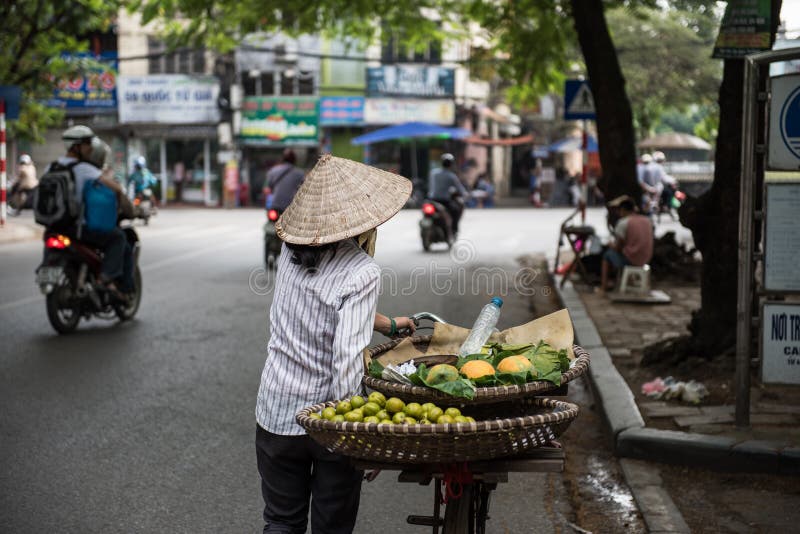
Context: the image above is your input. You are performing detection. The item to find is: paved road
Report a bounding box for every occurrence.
[0,207,686,532]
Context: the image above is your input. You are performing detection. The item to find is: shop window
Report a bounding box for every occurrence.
[261,72,275,95]
[380,25,442,64]
[193,50,206,73]
[148,37,206,74]
[298,71,314,95]
[280,72,295,95]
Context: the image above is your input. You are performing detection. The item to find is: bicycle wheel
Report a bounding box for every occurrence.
[443,483,473,533]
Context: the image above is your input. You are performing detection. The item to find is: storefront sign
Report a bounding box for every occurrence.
[47,53,118,111]
[118,75,220,124]
[319,97,364,126]
[768,75,800,171]
[762,303,800,384]
[712,0,772,59]
[240,97,319,144]
[367,66,455,97]
[364,98,454,125]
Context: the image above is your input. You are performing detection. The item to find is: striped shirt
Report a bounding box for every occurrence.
[255,239,381,435]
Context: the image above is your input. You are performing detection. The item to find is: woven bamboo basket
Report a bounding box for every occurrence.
[363,337,591,406]
[296,397,579,464]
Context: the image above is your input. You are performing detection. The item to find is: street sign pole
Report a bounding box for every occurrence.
[1,98,7,227]
[581,120,588,223]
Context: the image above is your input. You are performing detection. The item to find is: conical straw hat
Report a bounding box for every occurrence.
[276,154,412,245]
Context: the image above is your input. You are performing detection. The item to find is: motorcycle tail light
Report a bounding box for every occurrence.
[45,235,71,249]
[422,203,436,216]
[267,209,279,222]
[134,197,141,206]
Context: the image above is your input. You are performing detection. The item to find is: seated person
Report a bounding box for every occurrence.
[599,195,653,295]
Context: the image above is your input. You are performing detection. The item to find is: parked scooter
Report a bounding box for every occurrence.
[263,208,282,269]
[419,200,454,251]
[35,228,142,334]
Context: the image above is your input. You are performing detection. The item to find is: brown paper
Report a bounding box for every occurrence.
[375,308,575,364]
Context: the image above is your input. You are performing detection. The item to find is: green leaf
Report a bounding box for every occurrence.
[367,359,385,379]
[411,363,476,400]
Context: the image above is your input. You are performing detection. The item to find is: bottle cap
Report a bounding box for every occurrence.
[491,297,503,308]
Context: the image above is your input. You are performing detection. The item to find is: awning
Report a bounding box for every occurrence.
[548,135,598,153]
[464,134,535,146]
[351,122,471,145]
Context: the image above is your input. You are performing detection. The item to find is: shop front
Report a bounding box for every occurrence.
[320,96,365,162]
[239,96,320,206]
[117,74,221,205]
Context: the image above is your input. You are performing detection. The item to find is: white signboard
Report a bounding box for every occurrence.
[764,183,800,291]
[762,303,800,384]
[364,98,455,125]
[768,74,800,170]
[118,75,220,124]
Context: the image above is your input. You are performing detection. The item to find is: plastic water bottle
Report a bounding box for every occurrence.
[458,297,503,357]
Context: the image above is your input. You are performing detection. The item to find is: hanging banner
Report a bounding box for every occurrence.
[118,75,220,124]
[363,98,454,125]
[46,53,118,111]
[712,0,772,59]
[240,96,319,145]
[367,65,455,97]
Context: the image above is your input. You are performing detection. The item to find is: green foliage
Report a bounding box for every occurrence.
[410,363,477,400]
[606,5,722,140]
[0,0,121,141]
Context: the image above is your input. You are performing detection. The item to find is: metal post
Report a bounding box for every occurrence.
[580,120,588,224]
[160,138,167,207]
[735,56,760,428]
[0,99,6,227]
[203,137,212,206]
[410,139,418,182]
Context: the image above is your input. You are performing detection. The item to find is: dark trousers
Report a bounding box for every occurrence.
[80,226,127,281]
[256,425,363,534]
[433,199,463,234]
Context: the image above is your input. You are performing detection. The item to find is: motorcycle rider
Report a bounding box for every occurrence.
[10,154,38,211]
[57,125,130,299]
[263,149,305,212]
[127,155,158,200]
[428,153,469,236]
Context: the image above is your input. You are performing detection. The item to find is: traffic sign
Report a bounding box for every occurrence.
[768,74,800,170]
[564,80,596,120]
[0,86,21,120]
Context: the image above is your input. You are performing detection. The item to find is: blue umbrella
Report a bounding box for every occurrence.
[351,122,471,145]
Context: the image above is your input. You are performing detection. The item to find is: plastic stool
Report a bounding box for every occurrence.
[619,265,651,294]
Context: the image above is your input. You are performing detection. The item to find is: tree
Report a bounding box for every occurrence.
[0,0,121,141]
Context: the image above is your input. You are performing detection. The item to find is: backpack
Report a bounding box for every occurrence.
[83,179,118,233]
[33,161,80,230]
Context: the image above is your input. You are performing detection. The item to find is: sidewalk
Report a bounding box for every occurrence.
[0,215,41,244]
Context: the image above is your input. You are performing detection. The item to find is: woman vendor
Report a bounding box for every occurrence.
[254,155,415,533]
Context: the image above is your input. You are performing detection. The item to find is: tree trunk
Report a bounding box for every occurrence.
[678,0,783,356]
[570,0,640,204]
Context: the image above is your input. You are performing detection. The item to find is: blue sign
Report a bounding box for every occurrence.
[366,65,455,97]
[0,85,22,119]
[319,96,365,125]
[564,80,596,120]
[46,52,118,112]
[779,85,800,161]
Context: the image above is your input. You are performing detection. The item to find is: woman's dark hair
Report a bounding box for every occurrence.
[287,242,336,270]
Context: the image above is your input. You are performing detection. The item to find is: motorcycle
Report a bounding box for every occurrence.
[7,184,34,216]
[263,208,282,269]
[419,200,454,251]
[35,228,142,334]
[129,184,156,225]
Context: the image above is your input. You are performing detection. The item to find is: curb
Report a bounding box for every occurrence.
[554,278,800,476]
[0,220,41,245]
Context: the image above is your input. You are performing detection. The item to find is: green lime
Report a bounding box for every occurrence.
[368,391,387,408]
[309,412,322,419]
[404,402,423,419]
[392,412,407,424]
[421,403,436,415]
[344,410,363,423]
[332,414,345,422]
[363,416,380,424]
[375,410,389,421]
[454,415,468,423]
[321,407,337,420]
[427,407,444,423]
[379,419,393,425]
[362,402,381,417]
[405,416,417,424]
[445,407,461,418]
[385,397,405,414]
[465,416,476,423]
[350,395,366,409]
[336,401,352,415]
[437,415,454,424]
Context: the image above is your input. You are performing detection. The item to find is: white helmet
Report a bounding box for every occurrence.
[134,155,147,169]
[640,153,653,164]
[19,154,32,165]
[62,125,95,151]
[652,151,666,163]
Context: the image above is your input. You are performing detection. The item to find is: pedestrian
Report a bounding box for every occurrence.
[473,173,495,208]
[9,154,38,212]
[529,158,543,207]
[263,149,305,212]
[255,154,417,533]
[598,195,654,295]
